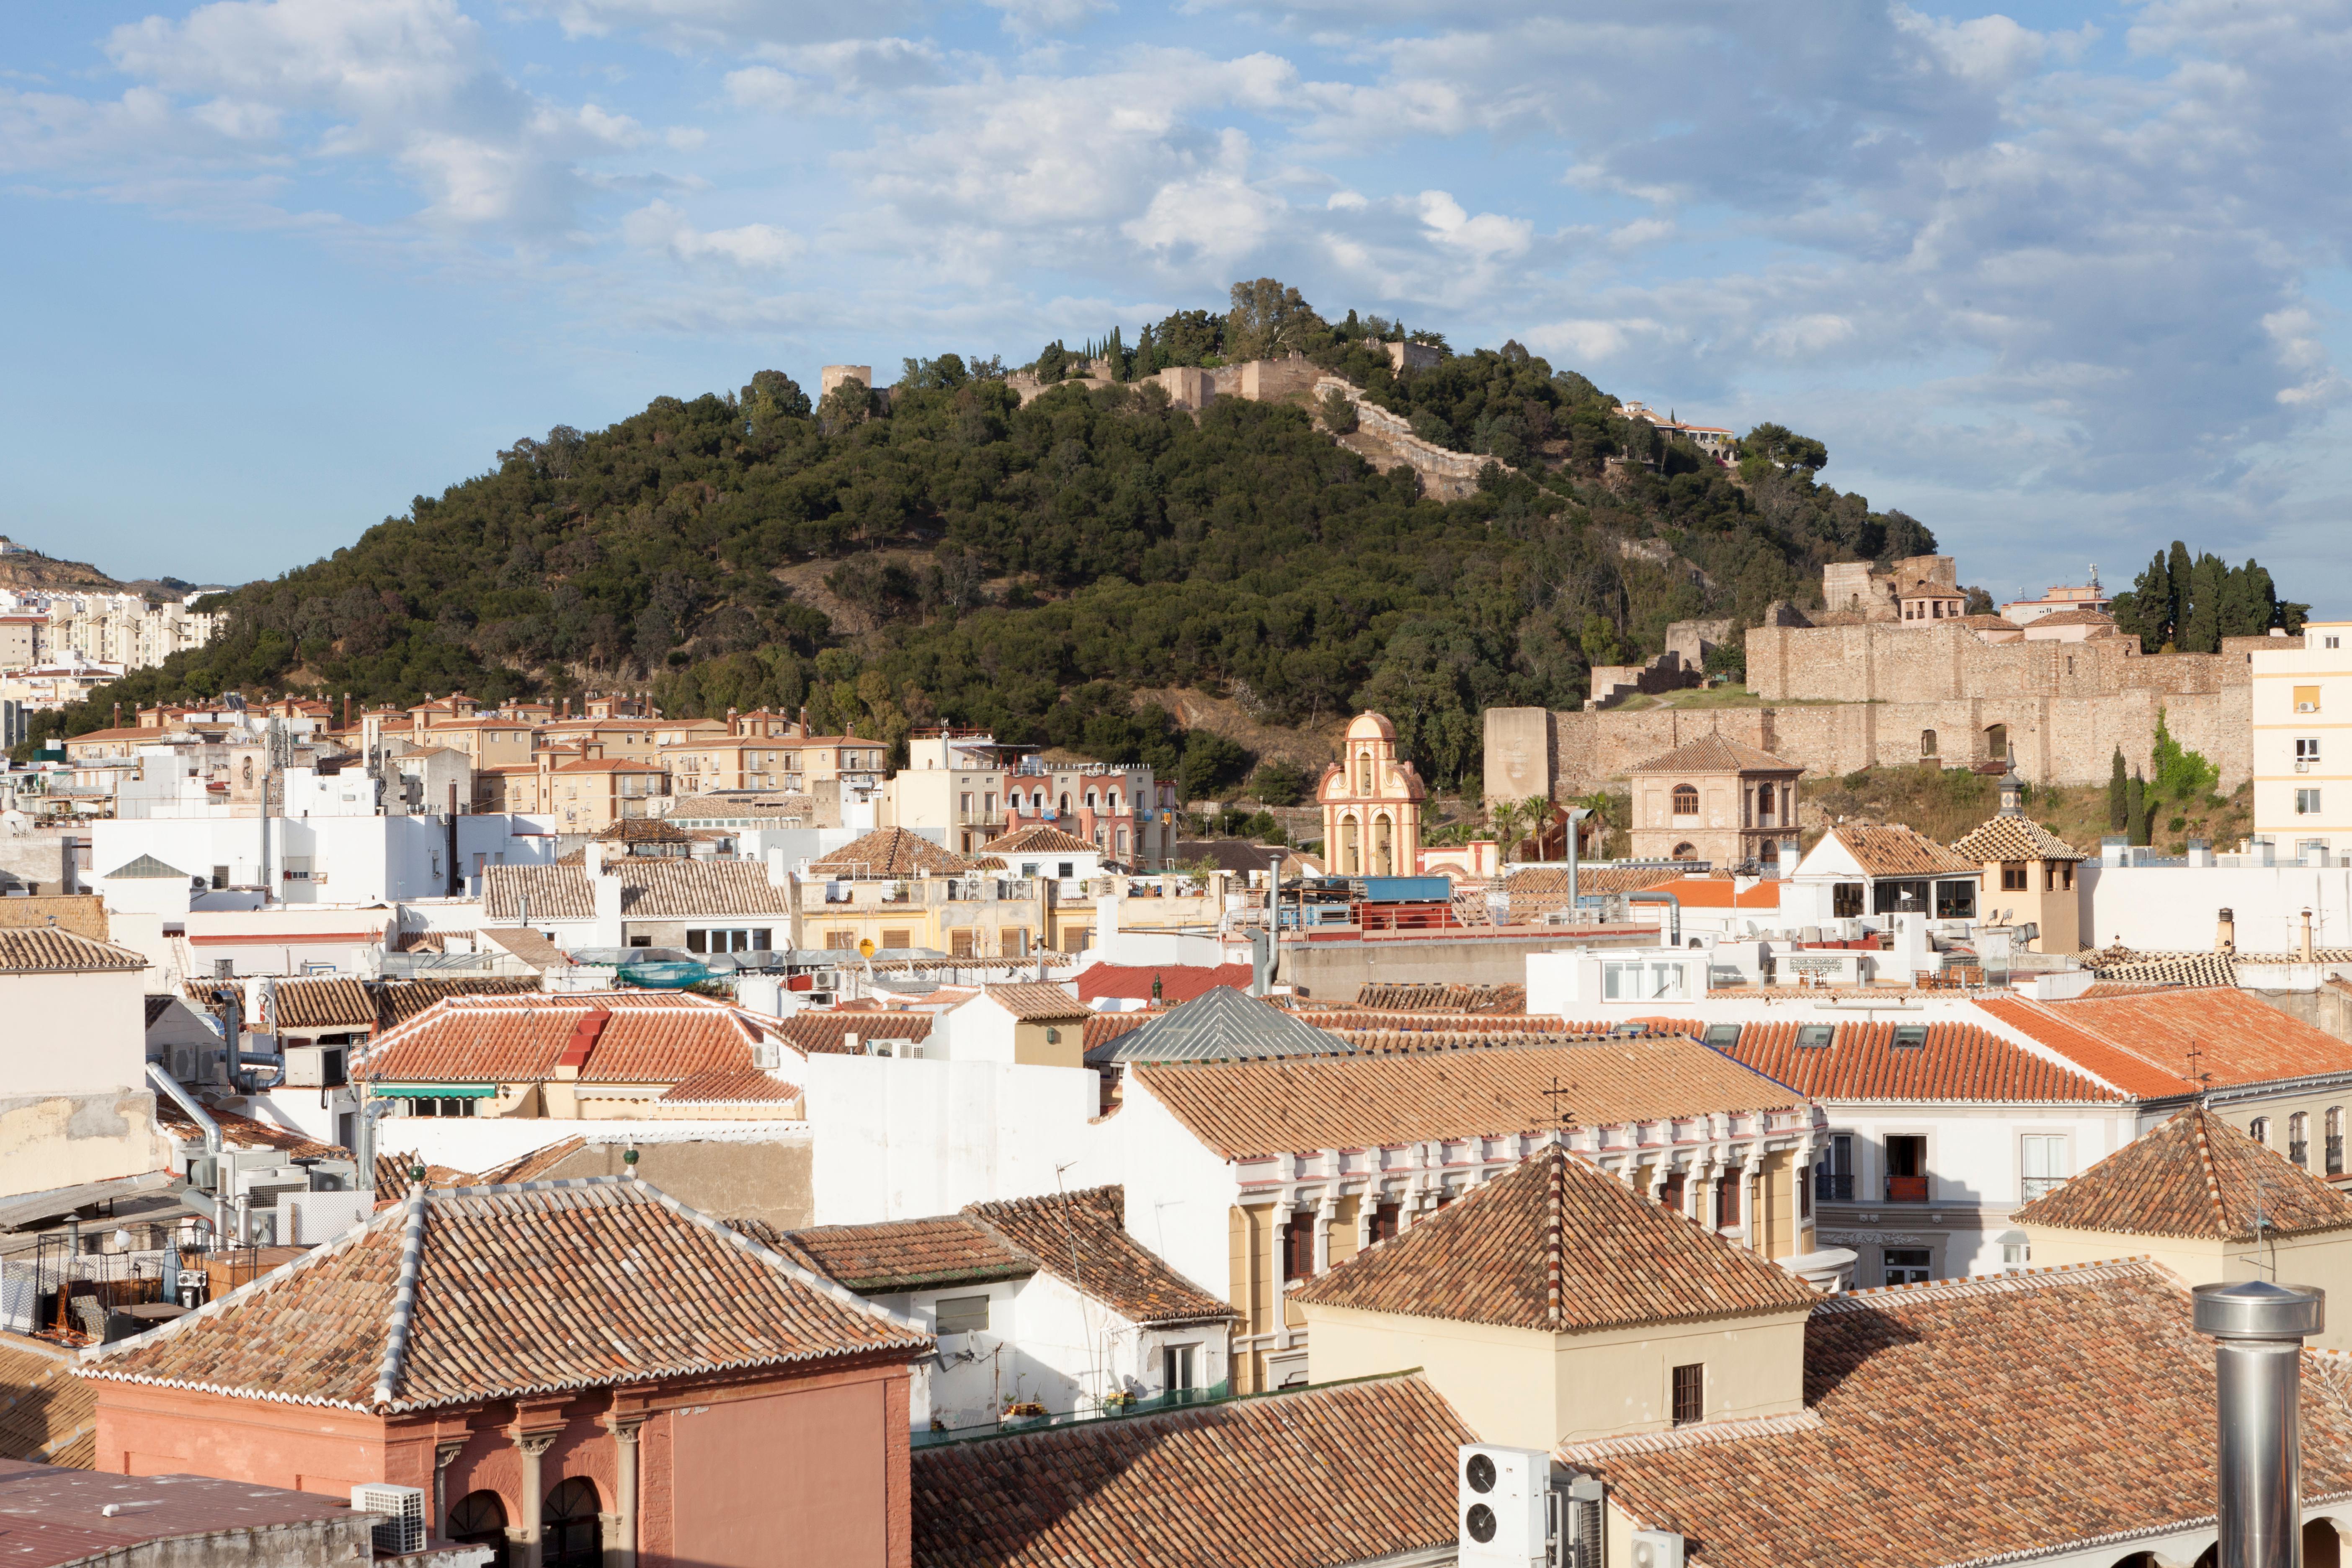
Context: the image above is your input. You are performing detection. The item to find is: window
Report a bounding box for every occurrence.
[1920,728,1938,758]
[2298,686,2322,714]
[1714,1173,1741,1228]
[1832,882,1864,918]
[2250,1116,2271,1147]
[1704,1023,1741,1047]
[1603,959,1687,1001]
[1163,1343,1197,1394]
[2298,789,2323,815]
[211,864,228,890]
[2001,863,2029,891]
[2331,636,2344,651]
[1796,1024,1835,1049]
[1883,1247,1932,1286]
[881,928,911,950]
[1892,1025,1928,1049]
[935,1295,990,1335]
[2299,738,2322,769]
[542,1480,601,1568]
[1934,879,1977,919]
[1658,1171,1686,1212]
[2291,1112,2311,1168]
[686,928,772,954]
[1670,1363,1704,1426]
[1671,783,1699,816]
[1369,1201,1401,1245]
[1057,861,1074,878]
[1885,1135,1927,1201]
[825,930,858,949]
[1282,1214,1317,1281]
[950,930,975,958]
[447,1492,510,1568]
[2020,1134,2067,1200]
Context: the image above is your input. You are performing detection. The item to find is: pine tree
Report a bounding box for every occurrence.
[2108,748,2128,830]
[2128,767,2151,846]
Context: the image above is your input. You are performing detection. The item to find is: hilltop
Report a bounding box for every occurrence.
[22,280,1946,791]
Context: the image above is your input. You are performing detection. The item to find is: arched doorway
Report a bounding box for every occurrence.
[1373,813,1393,877]
[448,1491,510,1568]
[1672,842,1697,860]
[2310,1518,2344,1568]
[542,1479,602,1568]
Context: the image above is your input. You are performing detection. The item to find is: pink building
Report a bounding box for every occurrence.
[80,1178,931,1568]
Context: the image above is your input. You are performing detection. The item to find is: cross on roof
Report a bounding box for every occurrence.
[1541,1075,1577,1134]
[2186,1039,2213,1096]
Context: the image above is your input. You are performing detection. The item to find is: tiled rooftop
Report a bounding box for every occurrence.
[481,860,793,922]
[1987,988,2352,1095]
[80,1178,929,1413]
[979,983,1088,1022]
[777,1216,1037,1294]
[1089,985,1348,1066]
[1628,735,1802,775]
[808,827,973,877]
[1350,981,1526,1014]
[660,1067,797,1104]
[981,825,1096,856]
[1132,1038,1801,1160]
[775,1011,936,1056]
[154,1100,347,1161]
[358,992,789,1088]
[1302,1146,1817,1333]
[1950,814,2088,864]
[910,1374,1473,1568]
[268,976,374,1031]
[1723,1018,2125,1103]
[0,930,145,973]
[964,1186,1235,1327]
[1827,823,1982,878]
[0,1335,95,1468]
[1075,964,1256,1005]
[2013,1105,2352,1241]
[1562,1261,2352,1568]
[0,896,108,942]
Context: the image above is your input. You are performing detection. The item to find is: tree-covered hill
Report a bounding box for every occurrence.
[28,282,1962,790]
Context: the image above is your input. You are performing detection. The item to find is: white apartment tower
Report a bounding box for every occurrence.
[2252,622,2352,859]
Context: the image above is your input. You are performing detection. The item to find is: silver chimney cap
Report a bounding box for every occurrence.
[2193,1278,2324,1341]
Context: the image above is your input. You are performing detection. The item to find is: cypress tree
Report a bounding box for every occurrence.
[2128,767,2150,846]
[2107,748,2128,830]
[2165,540,2193,649]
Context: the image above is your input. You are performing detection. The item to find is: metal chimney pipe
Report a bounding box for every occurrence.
[2194,1278,2324,1568]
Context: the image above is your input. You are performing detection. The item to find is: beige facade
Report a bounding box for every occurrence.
[0,951,170,1199]
[1319,712,1425,877]
[1627,739,1802,870]
[2252,621,2352,856]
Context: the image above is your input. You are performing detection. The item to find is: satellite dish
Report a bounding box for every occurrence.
[858,937,876,958]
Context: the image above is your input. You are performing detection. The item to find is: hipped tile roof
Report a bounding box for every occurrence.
[1950,814,2088,863]
[1563,1261,2352,1568]
[0,930,145,973]
[774,1012,935,1056]
[80,1178,928,1413]
[1351,981,1526,1014]
[268,977,375,1031]
[1301,1147,1817,1333]
[1629,735,1803,775]
[660,1067,797,1104]
[809,827,973,877]
[0,896,108,941]
[1983,988,2352,1096]
[1827,823,1981,878]
[982,825,1096,856]
[1088,986,1347,1066]
[775,1216,1037,1294]
[374,976,542,1027]
[1723,1018,2125,1103]
[480,860,792,921]
[979,983,1088,1022]
[2014,1105,2352,1241]
[0,1335,95,1468]
[482,864,594,921]
[963,1186,1234,1327]
[910,1374,1473,1568]
[358,992,788,1088]
[1133,1039,1801,1160]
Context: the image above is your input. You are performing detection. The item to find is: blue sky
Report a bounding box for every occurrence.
[4,0,2349,616]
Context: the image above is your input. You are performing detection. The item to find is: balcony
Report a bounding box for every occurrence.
[2020,1176,2066,1202]
[1884,1175,1929,1203]
[1813,1173,1854,1202]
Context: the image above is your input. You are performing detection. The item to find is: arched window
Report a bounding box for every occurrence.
[1374,813,1394,877]
[1340,815,1360,875]
[1672,842,1697,860]
[542,1479,602,1568]
[1357,752,1373,794]
[1920,729,1938,758]
[2329,1107,2344,1176]
[2250,1116,2270,1148]
[1671,784,1699,816]
[1058,792,1071,815]
[448,1491,510,1568]
[2291,1112,2310,1167]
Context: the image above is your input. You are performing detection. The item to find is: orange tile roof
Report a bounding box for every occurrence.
[0,1335,95,1467]
[1300,1147,1817,1333]
[1133,1039,1803,1160]
[1636,877,1781,908]
[80,1179,929,1413]
[1950,814,2088,864]
[0,896,108,942]
[1564,1261,2352,1568]
[911,1374,1472,1568]
[155,1100,347,1161]
[980,983,1088,1022]
[2015,1105,2352,1241]
[1629,735,1802,774]
[358,993,780,1086]
[1827,823,1981,878]
[776,1216,1036,1293]
[269,976,375,1031]
[776,1012,936,1055]
[1724,1019,2124,1103]
[964,1186,1234,1326]
[0,930,145,973]
[1349,981,1526,1014]
[809,827,972,877]
[1076,964,1256,1004]
[982,825,1096,855]
[481,861,792,921]
[1982,988,2352,1095]
[1081,1012,1154,1053]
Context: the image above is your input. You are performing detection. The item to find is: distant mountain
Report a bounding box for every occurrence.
[23,282,1942,791]
[0,541,121,593]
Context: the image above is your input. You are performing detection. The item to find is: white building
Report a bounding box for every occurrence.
[2253,621,2352,858]
[0,927,170,1202]
[45,591,220,674]
[92,808,553,909]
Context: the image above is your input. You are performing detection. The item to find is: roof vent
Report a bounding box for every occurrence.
[1892,1025,1928,1050]
[1796,1024,1835,1049]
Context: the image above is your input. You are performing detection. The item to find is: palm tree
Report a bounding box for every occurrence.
[1489,799,1524,864]
[1520,796,1553,860]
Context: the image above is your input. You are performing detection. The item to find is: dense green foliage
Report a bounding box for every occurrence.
[2110,542,2306,652]
[33,281,1961,786]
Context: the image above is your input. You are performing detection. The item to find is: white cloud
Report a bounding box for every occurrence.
[1416,190,1532,259]
[623,198,803,268]
[981,0,1115,38]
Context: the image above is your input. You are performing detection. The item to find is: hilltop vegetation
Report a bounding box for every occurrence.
[28,281,1950,788]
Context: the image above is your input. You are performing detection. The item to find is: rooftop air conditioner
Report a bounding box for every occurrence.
[351,1485,427,1555]
[1458,1444,1550,1568]
[1630,1530,1686,1568]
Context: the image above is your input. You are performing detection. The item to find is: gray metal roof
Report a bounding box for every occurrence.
[1091,985,1351,1066]
[102,854,191,880]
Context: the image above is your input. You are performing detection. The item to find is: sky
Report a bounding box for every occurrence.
[3,0,2349,615]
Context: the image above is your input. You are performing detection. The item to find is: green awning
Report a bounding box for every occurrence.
[369,1083,499,1099]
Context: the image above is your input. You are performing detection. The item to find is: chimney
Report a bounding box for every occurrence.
[112,701,120,729]
[2194,1279,2323,1568]
[2217,907,2236,955]
[343,693,352,729]
[2302,908,2316,964]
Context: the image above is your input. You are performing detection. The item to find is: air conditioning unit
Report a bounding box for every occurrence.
[1630,1529,1685,1568]
[351,1484,427,1555]
[282,1044,346,1088]
[1458,1444,1550,1568]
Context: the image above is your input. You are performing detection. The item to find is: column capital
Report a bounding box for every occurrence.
[603,1418,643,1445]
[434,1440,467,1470]
[514,1430,560,1458]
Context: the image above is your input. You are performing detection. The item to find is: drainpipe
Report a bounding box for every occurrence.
[146,1063,231,1238]
[2194,1278,2323,1568]
[1626,890,1681,947]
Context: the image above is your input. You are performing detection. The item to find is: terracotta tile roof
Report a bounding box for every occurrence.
[0,930,145,973]
[1133,1039,1802,1160]
[594,817,694,842]
[1082,1012,1153,1054]
[1950,814,2088,863]
[470,1140,589,1187]
[1996,988,2352,1095]
[982,825,1096,856]
[269,976,375,1031]
[607,859,794,918]
[475,927,571,972]
[0,1335,95,1467]
[2028,607,2118,627]
[0,896,108,941]
[374,976,543,1028]
[666,793,814,820]
[910,1374,1473,1568]
[82,1178,928,1413]
[482,864,593,921]
[979,983,1088,1022]
[779,1216,1037,1293]
[809,827,973,877]
[1089,987,1348,1065]
[1723,1018,2125,1103]
[963,1186,1235,1327]
[1300,1148,1818,1333]
[1308,1012,1565,1039]
[1828,823,1981,878]
[2014,1105,2352,1240]
[776,1012,936,1055]
[661,1067,797,1104]
[358,992,774,1086]
[373,1151,476,1191]
[1351,981,1526,1014]
[2080,947,2241,987]
[1563,1261,2352,1568]
[1506,864,1689,906]
[1076,964,1255,1004]
[155,1100,348,1161]
[1628,735,1803,775]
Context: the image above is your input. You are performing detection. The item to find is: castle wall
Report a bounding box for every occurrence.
[1747,621,2247,706]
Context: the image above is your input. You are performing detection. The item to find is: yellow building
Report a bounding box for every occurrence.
[1318,712,1425,877]
[1950,769,2086,952]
